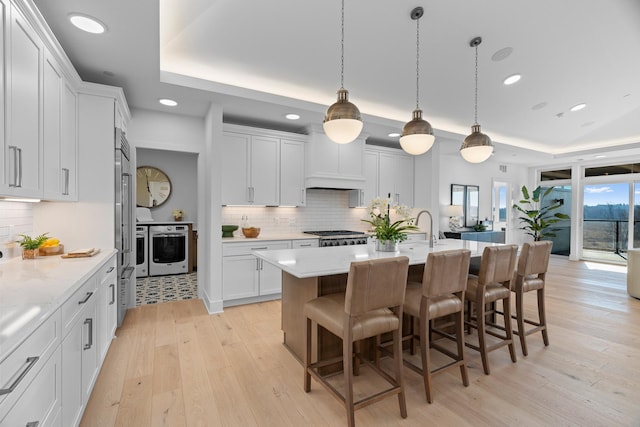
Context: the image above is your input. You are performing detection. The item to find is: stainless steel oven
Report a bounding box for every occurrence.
[149,225,189,276]
[135,225,148,277]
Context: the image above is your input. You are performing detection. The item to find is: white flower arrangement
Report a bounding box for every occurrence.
[363,198,417,243]
[173,209,185,217]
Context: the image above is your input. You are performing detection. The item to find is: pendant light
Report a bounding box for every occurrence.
[399,7,435,156]
[460,37,494,163]
[323,0,362,144]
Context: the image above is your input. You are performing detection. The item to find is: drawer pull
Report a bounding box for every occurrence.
[26,422,40,427]
[78,291,93,305]
[251,247,268,251]
[299,244,312,247]
[106,266,115,273]
[109,284,116,305]
[0,356,39,396]
[84,318,93,350]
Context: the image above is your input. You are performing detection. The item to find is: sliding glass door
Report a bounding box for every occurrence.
[582,182,629,261]
[635,182,640,249]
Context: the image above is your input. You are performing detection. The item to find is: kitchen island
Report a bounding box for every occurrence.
[254,239,498,364]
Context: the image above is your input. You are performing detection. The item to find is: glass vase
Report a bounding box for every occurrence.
[22,248,38,259]
[376,240,399,252]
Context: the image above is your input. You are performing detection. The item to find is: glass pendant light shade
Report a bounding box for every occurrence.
[323,88,363,144]
[460,124,493,163]
[400,109,435,155]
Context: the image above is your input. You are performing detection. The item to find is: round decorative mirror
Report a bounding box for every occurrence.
[136,166,171,208]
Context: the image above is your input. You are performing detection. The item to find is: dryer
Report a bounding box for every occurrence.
[149,225,189,276]
[135,225,148,277]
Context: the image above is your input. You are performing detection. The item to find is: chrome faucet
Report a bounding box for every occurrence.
[415,210,435,248]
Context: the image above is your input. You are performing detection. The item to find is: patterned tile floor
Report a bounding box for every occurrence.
[136,273,198,306]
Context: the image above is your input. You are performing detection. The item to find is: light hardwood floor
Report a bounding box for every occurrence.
[81,257,640,426]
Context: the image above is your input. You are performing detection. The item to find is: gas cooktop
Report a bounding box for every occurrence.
[303,230,366,237]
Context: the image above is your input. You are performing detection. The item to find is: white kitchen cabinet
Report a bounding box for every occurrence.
[60,80,78,200]
[280,138,306,206]
[61,277,98,427]
[379,151,415,207]
[1,3,43,198]
[221,131,280,206]
[349,149,378,207]
[1,347,62,427]
[305,128,365,190]
[292,239,319,249]
[96,256,117,364]
[222,240,291,304]
[42,50,63,200]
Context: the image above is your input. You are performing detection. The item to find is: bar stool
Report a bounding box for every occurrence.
[304,256,409,427]
[464,245,518,375]
[513,240,553,356]
[403,249,471,403]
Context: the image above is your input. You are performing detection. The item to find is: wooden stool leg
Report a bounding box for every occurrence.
[538,288,549,346]
[516,289,528,356]
[503,295,517,363]
[393,327,408,417]
[353,341,360,376]
[420,312,433,403]
[344,331,355,427]
[476,299,490,375]
[455,308,469,387]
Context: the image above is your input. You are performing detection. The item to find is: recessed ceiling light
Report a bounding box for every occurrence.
[581,121,595,127]
[503,74,521,85]
[69,13,106,34]
[595,155,606,158]
[531,102,547,111]
[388,132,400,138]
[570,103,586,112]
[158,98,178,107]
[492,47,513,62]
[285,113,300,120]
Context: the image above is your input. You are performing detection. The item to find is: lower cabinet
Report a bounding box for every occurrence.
[62,293,98,427]
[222,240,292,303]
[97,258,117,364]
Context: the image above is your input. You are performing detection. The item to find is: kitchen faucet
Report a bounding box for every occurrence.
[415,210,435,248]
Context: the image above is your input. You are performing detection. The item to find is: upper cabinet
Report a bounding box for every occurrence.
[350,146,415,208]
[1,3,43,198]
[221,125,306,207]
[305,126,365,190]
[1,0,80,201]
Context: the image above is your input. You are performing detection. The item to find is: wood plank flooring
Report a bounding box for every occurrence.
[81,257,640,426]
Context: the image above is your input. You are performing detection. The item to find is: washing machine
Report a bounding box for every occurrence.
[135,225,148,277]
[149,224,189,276]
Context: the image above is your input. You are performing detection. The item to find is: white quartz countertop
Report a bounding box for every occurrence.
[254,239,499,278]
[222,232,318,242]
[0,249,116,361]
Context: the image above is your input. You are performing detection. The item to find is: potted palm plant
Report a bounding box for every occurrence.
[362,197,418,251]
[513,186,569,241]
[17,232,49,259]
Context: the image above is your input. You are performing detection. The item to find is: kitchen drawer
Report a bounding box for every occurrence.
[292,239,319,249]
[223,240,291,257]
[0,310,61,416]
[1,346,62,427]
[405,233,426,242]
[98,255,117,284]
[61,275,97,338]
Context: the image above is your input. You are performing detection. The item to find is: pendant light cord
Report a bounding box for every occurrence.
[340,0,345,89]
[474,43,478,125]
[415,15,420,110]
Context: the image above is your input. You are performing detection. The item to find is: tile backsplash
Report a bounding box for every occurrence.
[222,189,369,234]
[0,201,34,259]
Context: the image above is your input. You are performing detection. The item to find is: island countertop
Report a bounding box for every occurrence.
[254,238,498,279]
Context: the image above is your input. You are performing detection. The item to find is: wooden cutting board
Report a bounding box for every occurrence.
[61,248,101,258]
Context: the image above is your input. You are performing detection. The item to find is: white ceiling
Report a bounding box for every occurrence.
[34,0,640,165]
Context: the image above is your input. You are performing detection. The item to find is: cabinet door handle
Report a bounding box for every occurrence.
[256,258,260,271]
[62,168,70,195]
[78,291,93,305]
[26,422,40,427]
[301,189,305,205]
[299,244,312,247]
[17,147,23,187]
[8,146,17,187]
[109,283,115,305]
[84,318,93,350]
[250,187,255,203]
[0,356,39,396]
[106,266,115,273]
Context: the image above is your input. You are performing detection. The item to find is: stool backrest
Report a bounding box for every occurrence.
[422,249,471,297]
[345,256,409,316]
[478,245,518,286]
[517,241,552,277]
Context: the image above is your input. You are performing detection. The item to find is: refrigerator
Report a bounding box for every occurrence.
[115,127,134,325]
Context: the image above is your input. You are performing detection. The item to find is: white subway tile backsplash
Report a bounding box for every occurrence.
[222,189,370,234]
[0,201,34,260]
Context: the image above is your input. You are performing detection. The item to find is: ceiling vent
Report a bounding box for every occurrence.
[499,164,507,173]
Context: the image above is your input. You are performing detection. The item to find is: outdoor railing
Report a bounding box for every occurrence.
[583,219,640,259]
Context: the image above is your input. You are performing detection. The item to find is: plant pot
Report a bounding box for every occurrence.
[174,216,183,222]
[22,248,39,259]
[376,240,398,252]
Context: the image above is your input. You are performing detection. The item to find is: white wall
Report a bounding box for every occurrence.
[136,148,199,227]
[127,109,205,153]
[0,202,34,260]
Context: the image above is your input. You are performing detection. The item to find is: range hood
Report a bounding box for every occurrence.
[304,126,366,190]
